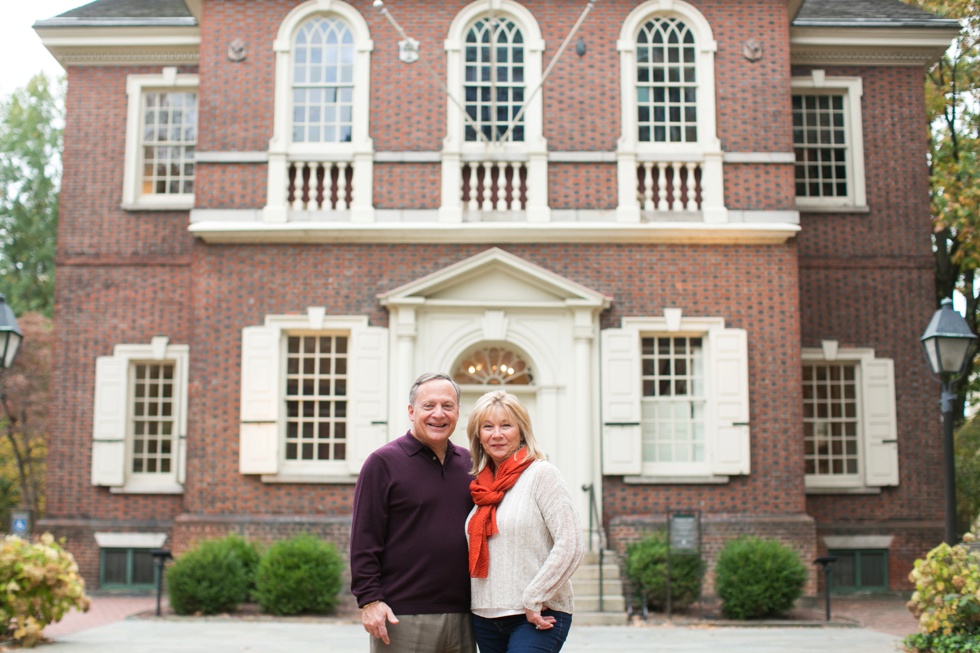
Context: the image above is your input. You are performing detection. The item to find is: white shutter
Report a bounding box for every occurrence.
[600,328,643,475]
[239,326,281,474]
[709,328,751,475]
[862,358,899,486]
[91,356,127,486]
[176,353,188,484]
[346,325,388,475]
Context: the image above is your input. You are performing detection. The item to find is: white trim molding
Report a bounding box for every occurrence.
[94,532,168,549]
[790,26,961,66]
[34,25,200,67]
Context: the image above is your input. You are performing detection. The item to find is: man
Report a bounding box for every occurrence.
[350,372,476,653]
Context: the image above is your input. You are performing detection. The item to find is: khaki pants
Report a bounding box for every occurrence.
[370,612,475,653]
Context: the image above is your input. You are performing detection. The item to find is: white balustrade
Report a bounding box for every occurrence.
[286,160,354,211]
[637,160,702,212]
[462,161,527,212]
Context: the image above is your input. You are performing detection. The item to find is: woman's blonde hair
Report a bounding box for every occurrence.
[467,390,546,475]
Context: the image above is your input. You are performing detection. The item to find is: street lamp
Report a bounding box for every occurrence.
[921,298,977,544]
[0,294,21,370]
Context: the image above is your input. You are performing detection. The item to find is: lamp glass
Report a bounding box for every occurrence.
[0,330,21,370]
[923,335,973,376]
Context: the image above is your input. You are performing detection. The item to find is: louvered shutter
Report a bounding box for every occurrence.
[239,326,281,474]
[708,328,750,475]
[600,328,643,475]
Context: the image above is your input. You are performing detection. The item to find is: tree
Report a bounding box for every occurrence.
[0,312,51,523]
[0,73,63,317]
[906,0,980,419]
[954,415,980,532]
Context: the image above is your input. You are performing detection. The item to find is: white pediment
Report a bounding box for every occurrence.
[378,248,611,309]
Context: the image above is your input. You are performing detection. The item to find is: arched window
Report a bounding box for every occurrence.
[292,16,355,144]
[264,0,374,222]
[453,346,533,386]
[616,0,725,222]
[464,17,525,143]
[442,1,548,222]
[636,17,697,144]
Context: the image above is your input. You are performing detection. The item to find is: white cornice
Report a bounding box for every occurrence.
[188,219,800,245]
[35,25,200,67]
[790,26,959,66]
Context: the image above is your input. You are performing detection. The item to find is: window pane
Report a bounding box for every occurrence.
[792,93,848,198]
[131,362,176,477]
[132,550,156,585]
[284,334,349,461]
[802,363,859,477]
[463,18,525,143]
[141,92,197,196]
[103,550,129,585]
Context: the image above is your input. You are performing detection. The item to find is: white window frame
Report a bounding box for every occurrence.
[791,72,867,211]
[802,344,898,492]
[440,0,549,222]
[121,68,198,211]
[601,313,749,481]
[264,0,375,222]
[616,0,725,222]
[91,337,188,494]
[239,310,387,482]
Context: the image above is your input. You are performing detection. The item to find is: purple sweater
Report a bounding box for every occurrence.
[350,432,474,614]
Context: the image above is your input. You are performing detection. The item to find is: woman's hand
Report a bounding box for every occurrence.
[525,607,557,630]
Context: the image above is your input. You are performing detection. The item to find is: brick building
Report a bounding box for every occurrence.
[35,0,957,599]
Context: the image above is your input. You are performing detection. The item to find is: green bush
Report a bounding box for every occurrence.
[166,538,250,615]
[0,533,90,647]
[253,534,343,616]
[902,532,980,653]
[624,530,702,612]
[216,534,261,598]
[713,536,807,620]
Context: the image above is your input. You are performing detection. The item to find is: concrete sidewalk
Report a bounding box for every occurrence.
[37,618,902,653]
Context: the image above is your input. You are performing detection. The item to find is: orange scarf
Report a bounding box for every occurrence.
[467,450,534,578]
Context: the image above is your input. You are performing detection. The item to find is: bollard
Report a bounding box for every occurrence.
[149,549,174,616]
[813,555,838,622]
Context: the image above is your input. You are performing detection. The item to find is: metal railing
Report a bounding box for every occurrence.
[582,483,606,612]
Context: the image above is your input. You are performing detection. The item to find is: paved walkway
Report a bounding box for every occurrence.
[32,593,916,652]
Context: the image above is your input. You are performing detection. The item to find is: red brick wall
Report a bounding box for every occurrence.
[43,0,944,593]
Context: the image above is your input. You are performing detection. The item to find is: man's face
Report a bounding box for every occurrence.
[408,379,460,451]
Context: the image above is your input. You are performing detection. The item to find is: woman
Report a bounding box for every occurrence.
[465,390,585,653]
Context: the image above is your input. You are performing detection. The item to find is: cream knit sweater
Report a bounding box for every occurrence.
[467,460,585,617]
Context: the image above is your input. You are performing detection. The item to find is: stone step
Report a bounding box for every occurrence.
[572,577,624,596]
[575,595,627,613]
[571,564,622,580]
[579,550,619,566]
[571,610,629,627]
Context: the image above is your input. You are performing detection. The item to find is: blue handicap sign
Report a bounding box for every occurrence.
[11,518,27,534]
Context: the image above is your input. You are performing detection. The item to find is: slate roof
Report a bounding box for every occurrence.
[794,0,961,28]
[35,0,195,26]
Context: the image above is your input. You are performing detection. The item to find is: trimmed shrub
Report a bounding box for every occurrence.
[254,534,343,616]
[0,533,90,647]
[624,530,702,612]
[166,538,250,615]
[216,534,261,599]
[714,536,807,620]
[902,532,980,652]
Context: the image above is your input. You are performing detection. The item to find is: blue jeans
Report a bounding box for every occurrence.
[471,610,572,653]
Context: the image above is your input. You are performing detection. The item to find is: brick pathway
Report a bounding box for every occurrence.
[43,595,160,639]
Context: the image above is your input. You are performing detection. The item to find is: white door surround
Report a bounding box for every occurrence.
[378,248,612,522]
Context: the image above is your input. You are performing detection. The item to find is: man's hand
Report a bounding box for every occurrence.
[362,601,399,644]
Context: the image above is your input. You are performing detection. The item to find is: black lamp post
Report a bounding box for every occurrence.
[921,298,977,545]
[0,294,22,371]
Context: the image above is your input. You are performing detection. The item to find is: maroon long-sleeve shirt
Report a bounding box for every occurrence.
[350,432,474,614]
